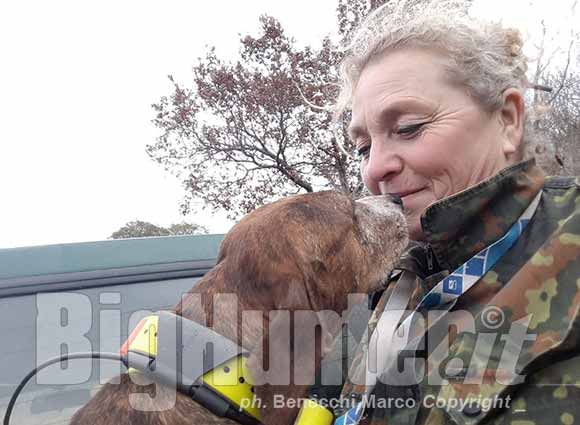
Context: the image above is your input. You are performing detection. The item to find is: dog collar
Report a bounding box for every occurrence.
[120,311,261,425]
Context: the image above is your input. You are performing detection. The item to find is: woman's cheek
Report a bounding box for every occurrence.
[360,160,376,194]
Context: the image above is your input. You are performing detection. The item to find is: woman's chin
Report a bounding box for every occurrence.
[406,215,425,241]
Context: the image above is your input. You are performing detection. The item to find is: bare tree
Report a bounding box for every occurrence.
[147,1,391,220]
[527,2,580,175]
[148,17,357,220]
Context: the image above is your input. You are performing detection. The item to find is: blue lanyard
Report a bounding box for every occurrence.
[417,192,541,310]
[333,192,542,425]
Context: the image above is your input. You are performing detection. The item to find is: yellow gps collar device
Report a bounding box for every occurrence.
[120,311,261,425]
[120,311,336,425]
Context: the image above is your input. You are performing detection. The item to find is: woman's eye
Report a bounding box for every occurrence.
[356,144,370,159]
[394,122,425,138]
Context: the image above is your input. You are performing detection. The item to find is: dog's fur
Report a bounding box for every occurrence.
[70,191,407,425]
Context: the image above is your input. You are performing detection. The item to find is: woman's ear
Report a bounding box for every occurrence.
[499,88,525,159]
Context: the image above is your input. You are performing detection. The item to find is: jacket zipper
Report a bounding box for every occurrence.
[424,243,434,273]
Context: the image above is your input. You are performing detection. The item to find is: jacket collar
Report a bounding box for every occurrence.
[421,159,545,274]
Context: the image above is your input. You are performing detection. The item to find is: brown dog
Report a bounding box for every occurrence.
[70,190,407,425]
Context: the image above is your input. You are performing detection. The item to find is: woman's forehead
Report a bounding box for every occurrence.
[356,49,450,95]
[349,49,461,127]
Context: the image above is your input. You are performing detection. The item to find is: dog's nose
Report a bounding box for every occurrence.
[389,194,403,207]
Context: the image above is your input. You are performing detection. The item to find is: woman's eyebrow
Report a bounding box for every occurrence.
[379,98,433,118]
[348,99,433,141]
[348,104,414,139]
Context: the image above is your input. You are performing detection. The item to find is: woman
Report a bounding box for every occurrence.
[320,1,580,424]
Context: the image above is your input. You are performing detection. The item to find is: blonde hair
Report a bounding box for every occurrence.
[335,0,539,158]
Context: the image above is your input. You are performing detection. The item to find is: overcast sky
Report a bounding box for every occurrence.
[0,0,576,249]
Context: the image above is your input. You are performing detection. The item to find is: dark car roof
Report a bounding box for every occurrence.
[0,234,225,424]
[0,234,225,298]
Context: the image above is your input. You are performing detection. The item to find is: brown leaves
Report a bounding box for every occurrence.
[148,13,365,220]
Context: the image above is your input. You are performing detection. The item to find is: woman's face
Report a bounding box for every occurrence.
[350,48,523,240]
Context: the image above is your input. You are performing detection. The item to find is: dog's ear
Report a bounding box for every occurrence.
[246,309,291,386]
[290,308,341,385]
[246,303,342,425]
[247,277,343,387]
[248,308,342,425]
[286,270,345,371]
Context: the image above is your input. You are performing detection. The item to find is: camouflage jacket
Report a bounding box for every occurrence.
[332,159,580,425]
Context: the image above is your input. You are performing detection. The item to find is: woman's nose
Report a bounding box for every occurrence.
[363,141,404,189]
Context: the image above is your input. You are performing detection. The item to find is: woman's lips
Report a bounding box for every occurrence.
[385,189,427,212]
[389,188,424,199]
[377,183,426,204]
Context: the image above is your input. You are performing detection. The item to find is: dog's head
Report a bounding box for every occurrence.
[169,191,409,425]
[214,191,408,423]
[217,190,408,311]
